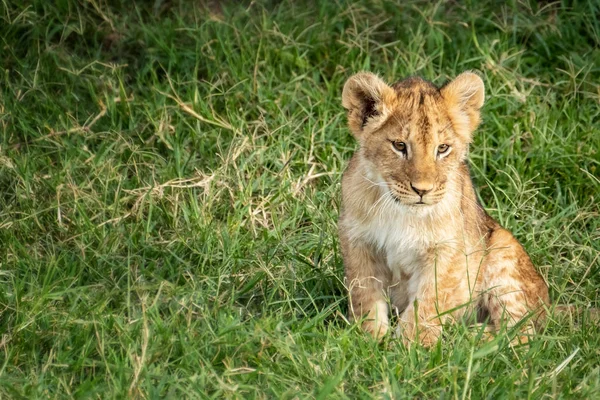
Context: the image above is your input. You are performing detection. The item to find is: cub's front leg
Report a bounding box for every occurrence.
[340,235,391,339]
[397,283,444,347]
[397,254,474,347]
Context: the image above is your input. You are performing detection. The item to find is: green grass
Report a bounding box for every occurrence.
[1,0,599,398]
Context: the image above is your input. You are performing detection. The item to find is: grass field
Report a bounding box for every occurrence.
[1,0,599,398]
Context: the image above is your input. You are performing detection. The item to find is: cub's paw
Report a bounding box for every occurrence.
[362,319,389,340]
[417,326,442,348]
[396,320,441,348]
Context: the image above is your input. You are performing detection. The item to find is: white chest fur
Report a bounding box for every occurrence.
[348,191,459,274]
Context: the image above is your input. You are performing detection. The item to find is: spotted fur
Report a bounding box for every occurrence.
[339,71,549,346]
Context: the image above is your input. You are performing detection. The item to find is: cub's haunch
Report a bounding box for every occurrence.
[338,71,549,346]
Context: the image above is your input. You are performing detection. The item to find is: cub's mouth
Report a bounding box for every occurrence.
[390,193,427,206]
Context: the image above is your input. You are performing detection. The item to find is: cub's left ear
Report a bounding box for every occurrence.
[440,72,485,141]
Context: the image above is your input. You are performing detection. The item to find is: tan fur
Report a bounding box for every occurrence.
[339,71,550,346]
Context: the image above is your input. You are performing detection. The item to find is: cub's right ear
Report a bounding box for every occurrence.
[342,72,396,137]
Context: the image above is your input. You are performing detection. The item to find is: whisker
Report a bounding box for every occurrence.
[367,189,391,217]
[377,194,392,224]
[361,174,388,188]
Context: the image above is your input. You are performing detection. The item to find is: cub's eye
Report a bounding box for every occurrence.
[392,141,406,153]
[437,144,450,154]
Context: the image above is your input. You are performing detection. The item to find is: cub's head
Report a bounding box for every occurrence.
[342,71,484,207]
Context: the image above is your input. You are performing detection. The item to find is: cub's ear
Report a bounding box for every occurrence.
[440,72,485,142]
[342,72,396,137]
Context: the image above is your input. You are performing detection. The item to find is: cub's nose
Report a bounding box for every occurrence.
[410,182,434,197]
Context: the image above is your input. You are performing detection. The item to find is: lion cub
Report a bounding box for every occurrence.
[339,71,549,346]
